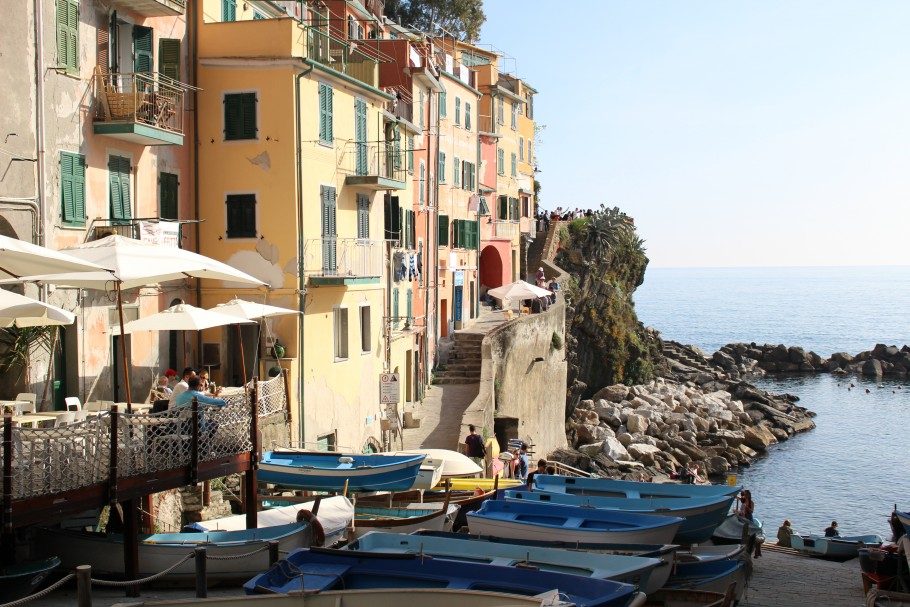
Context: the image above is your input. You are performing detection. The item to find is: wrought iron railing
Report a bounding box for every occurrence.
[306,28,378,88]
[386,96,414,124]
[93,71,187,134]
[85,217,196,246]
[302,238,383,279]
[340,141,407,184]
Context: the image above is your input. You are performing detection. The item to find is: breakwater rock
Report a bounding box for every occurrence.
[717,342,910,377]
[558,376,815,480]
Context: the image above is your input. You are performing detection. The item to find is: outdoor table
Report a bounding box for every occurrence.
[116,403,153,413]
[11,414,56,428]
[0,400,30,415]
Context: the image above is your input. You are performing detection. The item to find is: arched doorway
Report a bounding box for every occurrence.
[480,245,504,289]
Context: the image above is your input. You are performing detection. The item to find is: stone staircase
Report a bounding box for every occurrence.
[432,331,484,385]
[661,340,721,381]
[525,227,548,281]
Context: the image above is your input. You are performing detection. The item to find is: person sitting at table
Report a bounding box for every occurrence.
[197,369,223,396]
[173,377,227,409]
[169,367,196,406]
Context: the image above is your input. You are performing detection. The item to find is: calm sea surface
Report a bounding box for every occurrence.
[635,266,910,538]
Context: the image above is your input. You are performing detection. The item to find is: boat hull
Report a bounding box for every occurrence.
[711,514,763,545]
[665,559,747,602]
[790,534,883,561]
[534,475,740,500]
[507,489,733,544]
[34,523,312,584]
[259,452,424,492]
[896,511,910,537]
[352,504,458,538]
[0,557,60,602]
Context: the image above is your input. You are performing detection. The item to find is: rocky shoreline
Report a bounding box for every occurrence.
[714,342,910,378]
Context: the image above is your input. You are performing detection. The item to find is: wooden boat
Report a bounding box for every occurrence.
[0,557,60,602]
[187,496,354,547]
[866,590,910,607]
[533,475,740,500]
[439,477,524,491]
[676,544,746,564]
[346,530,665,594]
[894,510,910,538]
[354,486,498,532]
[466,499,683,545]
[352,501,459,538]
[35,522,313,584]
[413,456,445,490]
[259,451,425,492]
[859,547,903,580]
[641,588,732,607]
[109,588,579,606]
[244,548,639,607]
[664,560,746,602]
[396,448,483,478]
[506,489,734,544]
[790,533,883,561]
[711,515,763,545]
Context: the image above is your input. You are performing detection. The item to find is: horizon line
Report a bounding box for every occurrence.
[647,263,910,270]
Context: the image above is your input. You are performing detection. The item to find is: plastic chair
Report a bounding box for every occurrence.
[72,411,88,423]
[18,401,36,414]
[15,393,37,406]
[84,401,103,412]
[54,412,76,427]
[64,397,82,412]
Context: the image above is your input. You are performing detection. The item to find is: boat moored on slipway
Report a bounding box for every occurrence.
[533,475,740,500]
[506,489,734,545]
[344,531,666,594]
[790,533,883,561]
[663,559,747,603]
[258,451,425,492]
[466,499,683,545]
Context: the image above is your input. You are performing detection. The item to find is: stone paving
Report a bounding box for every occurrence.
[741,544,866,607]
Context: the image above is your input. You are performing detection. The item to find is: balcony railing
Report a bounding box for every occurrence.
[106,0,185,16]
[478,114,497,135]
[342,142,407,190]
[386,96,414,124]
[491,220,519,240]
[86,217,197,247]
[93,71,188,145]
[303,238,383,283]
[306,28,378,89]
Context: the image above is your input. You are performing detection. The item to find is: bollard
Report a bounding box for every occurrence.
[268,540,279,566]
[76,565,92,607]
[194,546,207,598]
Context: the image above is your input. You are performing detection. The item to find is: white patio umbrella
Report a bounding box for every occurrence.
[0,234,111,279]
[213,298,301,386]
[0,289,75,327]
[487,280,552,309]
[11,236,266,407]
[123,303,256,334]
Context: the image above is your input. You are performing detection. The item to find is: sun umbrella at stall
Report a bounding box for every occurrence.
[0,234,111,279]
[123,303,256,334]
[10,236,266,407]
[486,280,552,309]
[0,289,75,327]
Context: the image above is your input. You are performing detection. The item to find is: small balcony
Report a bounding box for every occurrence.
[342,142,407,191]
[306,28,379,89]
[478,114,498,137]
[86,217,197,247]
[303,238,383,286]
[490,220,518,240]
[385,96,414,124]
[93,72,189,146]
[106,0,185,16]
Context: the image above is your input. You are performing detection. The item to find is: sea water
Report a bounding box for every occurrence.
[635,266,910,537]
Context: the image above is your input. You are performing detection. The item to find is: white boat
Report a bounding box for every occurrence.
[790,533,883,560]
[396,448,483,478]
[411,455,445,490]
[111,589,577,606]
[352,502,459,538]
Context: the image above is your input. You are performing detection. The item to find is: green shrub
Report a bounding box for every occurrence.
[551,331,563,350]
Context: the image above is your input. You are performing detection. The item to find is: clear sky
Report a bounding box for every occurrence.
[479,1,910,267]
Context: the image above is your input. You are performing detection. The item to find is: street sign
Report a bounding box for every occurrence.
[379,373,400,404]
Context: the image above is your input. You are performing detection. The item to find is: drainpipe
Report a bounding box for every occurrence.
[295,64,313,443]
[191,0,202,363]
[33,0,46,247]
[431,87,440,370]
[0,200,40,242]
[423,91,432,391]
[475,94,482,317]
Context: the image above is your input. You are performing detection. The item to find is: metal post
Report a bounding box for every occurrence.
[123,498,139,597]
[115,283,133,410]
[108,406,118,504]
[190,397,199,485]
[194,546,207,598]
[268,540,279,566]
[281,368,291,420]
[76,565,92,607]
[245,378,259,530]
[1,415,13,564]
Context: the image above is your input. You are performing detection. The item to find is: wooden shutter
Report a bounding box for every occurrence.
[455,97,461,125]
[519,137,524,161]
[510,197,519,220]
[511,153,517,176]
[407,136,414,173]
[408,210,416,249]
[438,152,445,183]
[61,153,76,223]
[132,26,153,74]
[439,91,447,117]
[392,288,399,326]
[323,85,334,142]
[465,102,471,130]
[222,0,236,21]
[453,157,460,187]
[355,98,367,175]
[159,172,179,220]
[158,39,180,81]
[109,155,131,221]
[224,93,256,140]
[357,193,369,239]
[438,214,449,247]
[419,163,425,203]
[406,289,412,322]
[321,186,337,272]
[57,0,79,73]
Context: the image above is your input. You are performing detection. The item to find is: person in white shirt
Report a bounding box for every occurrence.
[168,367,196,407]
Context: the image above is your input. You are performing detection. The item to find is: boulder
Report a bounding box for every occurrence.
[578,442,604,457]
[738,444,758,458]
[743,425,777,451]
[592,384,629,403]
[703,456,730,477]
[603,437,632,461]
[830,352,854,367]
[627,443,662,466]
[617,432,633,447]
[862,359,883,377]
[627,413,650,434]
[714,429,745,446]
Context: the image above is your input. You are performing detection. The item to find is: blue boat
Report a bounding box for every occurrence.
[0,557,60,603]
[505,489,733,544]
[466,499,683,545]
[258,451,425,492]
[664,559,747,603]
[791,534,883,561]
[244,548,638,606]
[534,475,740,499]
[345,531,666,594]
[895,510,910,538]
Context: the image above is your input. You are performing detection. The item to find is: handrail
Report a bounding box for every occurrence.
[546,460,596,478]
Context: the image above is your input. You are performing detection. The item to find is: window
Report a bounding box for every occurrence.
[60,152,85,226]
[528,140,533,163]
[465,102,472,131]
[318,83,333,144]
[498,195,508,221]
[452,219,478,249]
[497,148,504,175]
[159,172,179,220]
[455,97,461,125]
[226,194,256,238]
[510,196,520,220]
[224,92,257,141]
[354,97,367,174]
[439,90,447,118]
[519,137,524,161]
[108,155,131,222]
[438,152,446,183]
[461,161,475,191]
[132,26,153,74]
[437,214,449,247]
[511,102,518,129]
[356,193,369,239]
[333,307,349,360]
[222,0,236,21]
[384,196,401,241]
[418,90,424,129]
[407,136,414,174]
[56,0,79,75]
[321,186,337,271]
[253,11,266,19]
[359,305,371,353]
[453,156,460,187]
[418,162,425,205]
[158,39,181,81]
[405,289,413,324]
[497,98,504,125]
[392,288,399,329]
[511,152,517,177]
[393,130,402,169]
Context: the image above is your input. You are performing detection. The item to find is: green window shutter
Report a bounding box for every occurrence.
[158,39,180,81]
[497,148,504,175]
[72,153,86,225]
[318,83,334,144]
[392,288,399,327]
[222,0,236,21]
[438,152,445,183]
[407,136,414,174]
[419,163,425,203]
[519,137,524,161]
[472,220,479,248]
[465,102,471,131]
[393,131,401,169]
[159,172,179,220]
[406,289,412,322]
[439,91,447,117]
[455,97,461,125]
[226,194,256,238]
[408,210,416,249]
[224,92,257,140]
[498,195,508,221]
[321,186,337,271]
[355,98,367,175]
[511,153,517,176]
[438,214,449,247]
[57,0,78,74]
[133,26,153,74]
[60,152,82,224]
[108,155,132,222]
[453,157,460,187]
[357,193,369,239]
